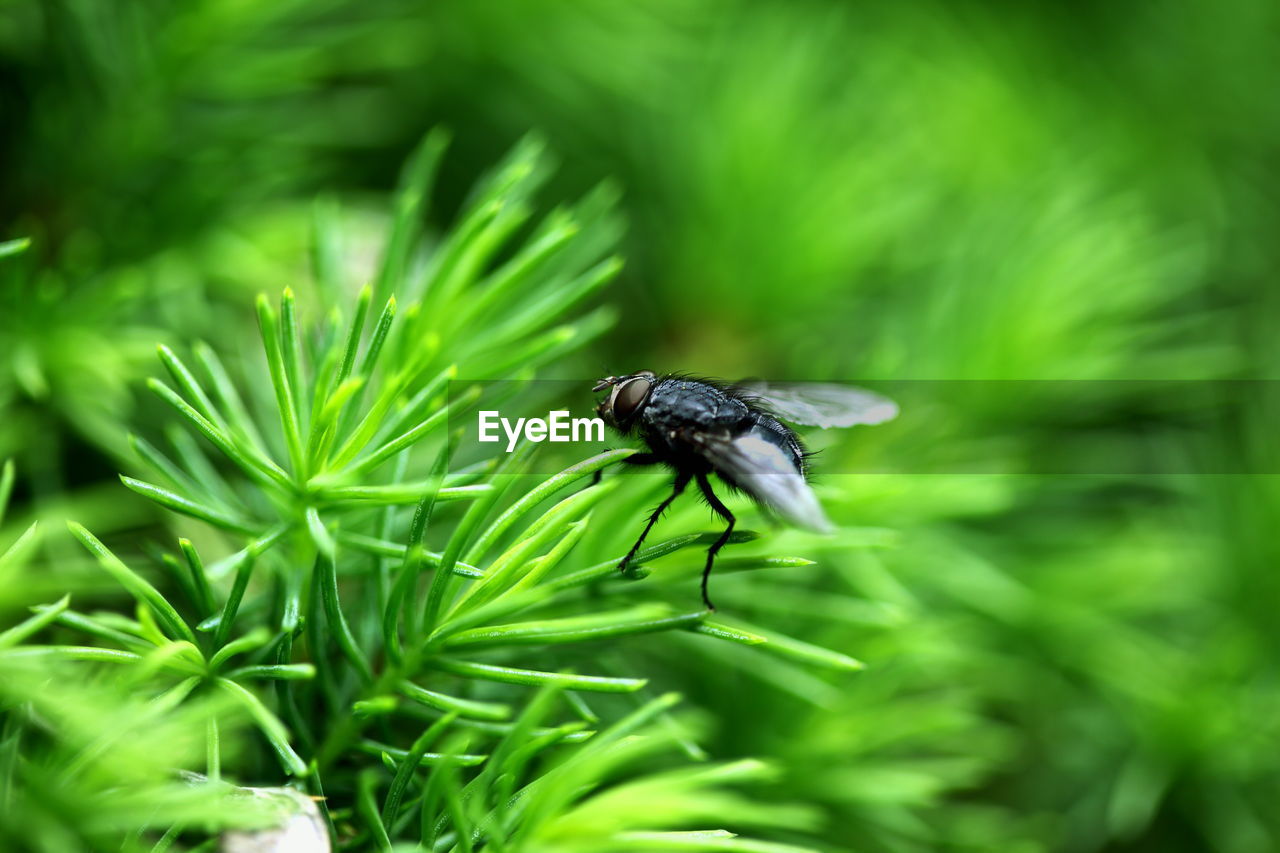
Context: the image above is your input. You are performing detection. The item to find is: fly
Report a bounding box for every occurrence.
[593,372,897,610]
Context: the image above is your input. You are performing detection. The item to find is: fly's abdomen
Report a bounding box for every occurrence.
[739,419,806,477]
[749,415,808,477]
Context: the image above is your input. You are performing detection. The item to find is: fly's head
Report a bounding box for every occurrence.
[592,371,656,434]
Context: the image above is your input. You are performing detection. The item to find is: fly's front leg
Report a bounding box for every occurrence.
[695,473,736,611]
[591,451,662,486]
[622,453,664,466]
[618,469,691,573]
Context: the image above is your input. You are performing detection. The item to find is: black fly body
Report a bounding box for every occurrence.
[593,372,897,609]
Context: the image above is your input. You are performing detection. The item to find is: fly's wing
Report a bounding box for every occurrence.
[688,430,834,534]
[738,381,898,429]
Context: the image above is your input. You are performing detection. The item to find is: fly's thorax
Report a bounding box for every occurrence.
[644,378,753,433]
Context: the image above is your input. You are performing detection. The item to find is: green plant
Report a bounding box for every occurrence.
[0,134,866,851]
[8,3,1280,851]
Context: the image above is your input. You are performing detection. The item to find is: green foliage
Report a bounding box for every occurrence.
[0,137,857,851]
[4,2,1280,852]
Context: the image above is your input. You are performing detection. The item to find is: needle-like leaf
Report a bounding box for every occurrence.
[68,523,196,644]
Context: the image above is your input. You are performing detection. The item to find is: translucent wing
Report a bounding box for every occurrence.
[688,429,834,534]
[738,381,898,429]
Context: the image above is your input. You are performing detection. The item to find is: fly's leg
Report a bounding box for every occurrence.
[622,452,663,466]
[592,451,662,486]
[618,469,690,573]
[695,473,736,611]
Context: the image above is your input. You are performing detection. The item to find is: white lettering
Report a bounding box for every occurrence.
[502,417,525,453]
[479,410,608,452]
[549,410,570,441]
[573,417,603,442]
[478,411,500,442]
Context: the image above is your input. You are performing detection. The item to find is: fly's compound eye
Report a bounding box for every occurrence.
[611,376,652,422]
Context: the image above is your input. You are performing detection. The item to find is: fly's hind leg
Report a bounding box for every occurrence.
[618,469,691,573]
[695,473,736,611]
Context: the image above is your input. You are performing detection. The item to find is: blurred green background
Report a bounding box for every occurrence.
[2,0,1278,850]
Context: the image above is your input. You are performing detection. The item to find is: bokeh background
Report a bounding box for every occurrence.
[2,1,1279,850]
